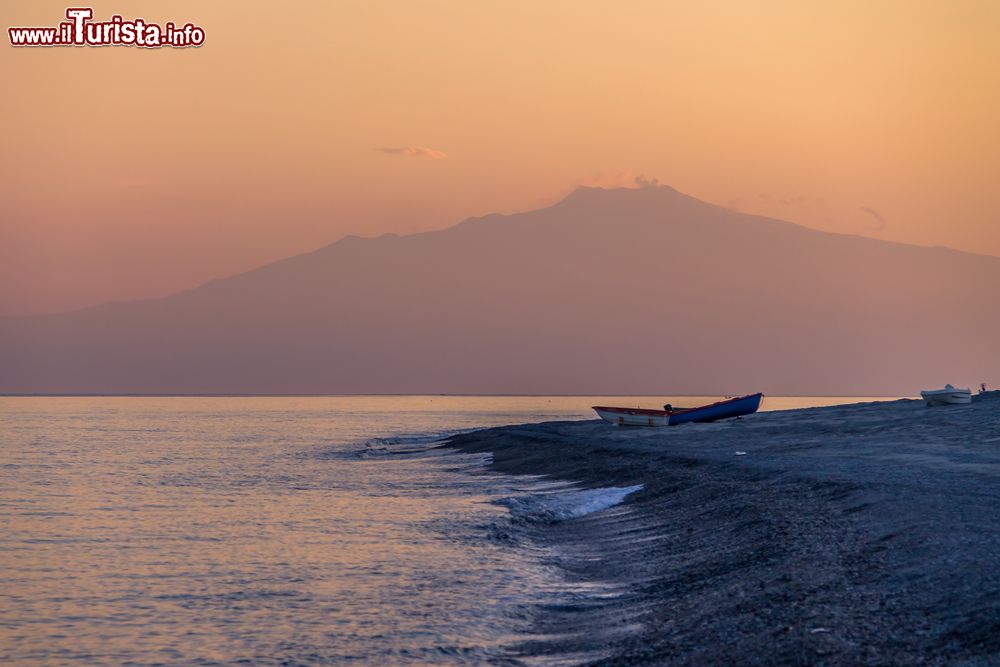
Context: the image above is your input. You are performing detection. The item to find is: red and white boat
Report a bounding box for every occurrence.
[592,405,672,427]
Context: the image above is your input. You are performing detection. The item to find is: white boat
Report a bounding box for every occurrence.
[593,405,670,427]
[921,384,972,406]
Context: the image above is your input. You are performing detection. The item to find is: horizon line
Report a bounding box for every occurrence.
[0,392,907,398]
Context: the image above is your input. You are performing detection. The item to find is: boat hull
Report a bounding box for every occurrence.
[667,393,763,425]
[593,393,763,427]
[921,389,972,406]
[593,406,670,427]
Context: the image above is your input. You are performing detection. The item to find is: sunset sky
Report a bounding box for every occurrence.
[3,0,999,316]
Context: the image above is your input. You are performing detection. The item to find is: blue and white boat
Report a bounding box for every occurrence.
[593,393,764,427]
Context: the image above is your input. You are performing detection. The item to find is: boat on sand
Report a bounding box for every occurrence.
[593,393,764,427]
[921,385,972,406]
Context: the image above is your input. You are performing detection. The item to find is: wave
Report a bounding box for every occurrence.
[306,429,472,460]
[499,484,643,524]
[355,430,468,457]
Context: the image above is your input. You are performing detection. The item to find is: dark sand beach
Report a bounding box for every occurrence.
[446,392,1000,665]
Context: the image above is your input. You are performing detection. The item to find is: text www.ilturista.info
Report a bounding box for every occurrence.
[8,8,205,48]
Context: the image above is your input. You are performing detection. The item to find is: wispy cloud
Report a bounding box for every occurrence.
[377,146,449,159]
[860,206,888,231]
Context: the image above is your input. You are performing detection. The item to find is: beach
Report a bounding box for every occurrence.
[446,392,1000,665]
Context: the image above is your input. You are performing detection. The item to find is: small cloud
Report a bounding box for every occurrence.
[377,146,448,159]
[859,206,887,231]
[634,175,659,188]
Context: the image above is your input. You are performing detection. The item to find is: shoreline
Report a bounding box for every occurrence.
[445,393,1000,664]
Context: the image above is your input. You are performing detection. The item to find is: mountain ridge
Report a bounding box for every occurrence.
[2,185,997,394]
[8,185,996,324]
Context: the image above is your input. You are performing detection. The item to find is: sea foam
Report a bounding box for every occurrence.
[500,484,643,523]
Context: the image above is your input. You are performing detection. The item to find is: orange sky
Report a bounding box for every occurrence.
[2,0,999,316]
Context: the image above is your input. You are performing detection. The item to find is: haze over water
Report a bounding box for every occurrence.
[0,395,891,665]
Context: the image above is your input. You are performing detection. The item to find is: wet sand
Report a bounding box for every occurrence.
[446,392,1000,665]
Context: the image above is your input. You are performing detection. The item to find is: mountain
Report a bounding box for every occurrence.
[2,185,998,395]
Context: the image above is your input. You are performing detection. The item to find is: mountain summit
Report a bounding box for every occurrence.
[2,186,997,394]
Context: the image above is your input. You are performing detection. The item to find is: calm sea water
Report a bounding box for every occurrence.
[0,395,889,665]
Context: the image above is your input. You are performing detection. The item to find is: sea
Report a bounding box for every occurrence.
[0,395,889,665]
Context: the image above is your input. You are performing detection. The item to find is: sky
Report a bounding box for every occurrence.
[2,0,999,316]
